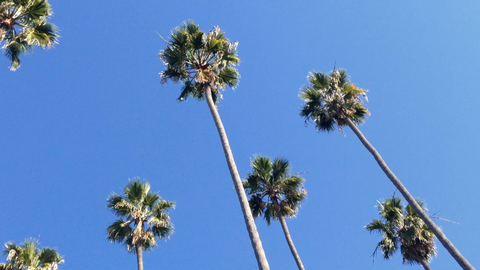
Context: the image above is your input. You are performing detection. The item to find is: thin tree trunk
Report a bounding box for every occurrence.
[0,25,7,42]
[136,245,144,270]
[204,86,270,270]
[346,118,474,270]
[420,260,432,270]
[273,200,305,270]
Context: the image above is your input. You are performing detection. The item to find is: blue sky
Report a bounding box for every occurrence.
[1,1,479,269]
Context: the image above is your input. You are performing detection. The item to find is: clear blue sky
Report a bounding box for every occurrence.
[1,1,479,269]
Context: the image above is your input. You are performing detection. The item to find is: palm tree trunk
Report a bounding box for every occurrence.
[273,200,305,270]
[0,25,7,42]
[136,245,144,270]
[204,86,270,270]
[346,118,474,270]
[420,260,432,270]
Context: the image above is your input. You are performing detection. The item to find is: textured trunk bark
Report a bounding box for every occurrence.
[272,200,305,270]
[204,86,270,270]
[420,260,432,270]
[0,25,7,42]
[136,245,144,270]
[346,118,474,270]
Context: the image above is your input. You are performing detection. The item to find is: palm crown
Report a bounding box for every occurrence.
[243,156,307,225]
[159,20,240,103]
[0,0,59,70]
[365,196,436,266]
[299,69,369,133]
[106,178,175,253]
[0,238,63,270]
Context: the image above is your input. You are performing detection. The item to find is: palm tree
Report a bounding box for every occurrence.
[299,69,474,269]
[365,196,436,270]
[0,0,59,70]
[243,156,307,270]
[106,178,174,270]
[0,238,63,270]
[158,20,270,270]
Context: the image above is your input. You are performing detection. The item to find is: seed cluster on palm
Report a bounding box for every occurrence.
[0,238,63,270]
[365,196,436,270]
[0,0,59,70]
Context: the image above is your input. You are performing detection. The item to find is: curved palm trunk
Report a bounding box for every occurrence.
[136,245,144,270]
[204,86,270,270]
[420,260,432,270]
[346,118,474,270]
[273,200,305,270]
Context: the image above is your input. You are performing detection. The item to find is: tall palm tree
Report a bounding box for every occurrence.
[106,178,174,270]
[0,0,59,70]
[243,156,307,270]
[158,20,270,270]
[365,196,436,270]
[299,69,474,270]
[0,238,63,270]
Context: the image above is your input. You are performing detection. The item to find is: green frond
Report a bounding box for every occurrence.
[20,0,52,21]
[144,192,161,208]
[263,203,276,225]
[4,38,32,70]
[37,247,63,266]
[28,22,58,48]
[107,219,133,243]
[217,66,239,89]
[248,194,267,218]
